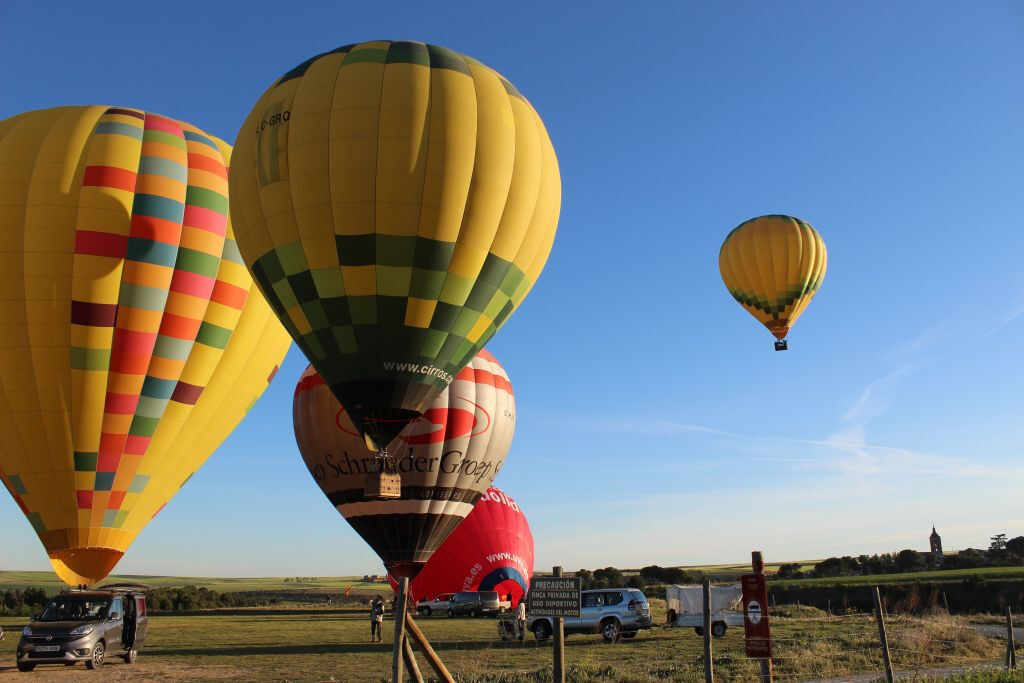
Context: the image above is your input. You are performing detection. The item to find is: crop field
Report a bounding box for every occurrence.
[0,602,1014,682]
[0,571,382,595]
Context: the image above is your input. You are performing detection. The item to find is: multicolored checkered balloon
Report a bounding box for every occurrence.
[0,106,291,586]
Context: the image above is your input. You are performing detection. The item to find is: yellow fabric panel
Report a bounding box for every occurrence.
[375,60,431,237]
[489,94,543,262]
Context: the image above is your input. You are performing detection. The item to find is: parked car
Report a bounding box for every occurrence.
[447,591,503,617]
[16,585,148,671]
[528,588,652,643]
[416,593,455,616]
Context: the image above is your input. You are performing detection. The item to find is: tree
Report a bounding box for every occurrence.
[775,563,803,580]
[894,549,926,573]
[1005,536,1024,560]
[990,534,1008,552]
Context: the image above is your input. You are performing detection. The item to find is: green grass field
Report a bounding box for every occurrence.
[0,602,1012,681]
[0,571,384,595]
[772,565,1024,588]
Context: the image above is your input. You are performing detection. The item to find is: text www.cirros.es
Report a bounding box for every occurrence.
[381,361,454,385]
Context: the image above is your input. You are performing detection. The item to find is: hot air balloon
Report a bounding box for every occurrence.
[719,215,827,350]
[293,350,514,578]
[230,40,559,457]
[0,106,291,586]
[392,486,534,608]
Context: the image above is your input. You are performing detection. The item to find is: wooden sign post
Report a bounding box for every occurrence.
[742,551,773,683]
[529,567,581,683]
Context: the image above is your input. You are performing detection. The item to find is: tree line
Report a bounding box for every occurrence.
[777,534,1024,579]
[1,586,270,616]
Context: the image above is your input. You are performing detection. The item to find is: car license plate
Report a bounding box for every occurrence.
[35,645,61,652]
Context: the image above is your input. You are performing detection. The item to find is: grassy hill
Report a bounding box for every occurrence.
[0,570,385,594]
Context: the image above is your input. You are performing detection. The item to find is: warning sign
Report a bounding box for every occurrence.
[741,574,772,658]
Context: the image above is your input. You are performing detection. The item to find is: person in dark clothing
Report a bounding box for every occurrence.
[370,596,384,642]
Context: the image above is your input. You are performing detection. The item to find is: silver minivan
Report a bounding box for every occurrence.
[528,588,652,643]
[16,587,148,671]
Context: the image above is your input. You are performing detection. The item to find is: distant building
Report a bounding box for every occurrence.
[930,525,943,565]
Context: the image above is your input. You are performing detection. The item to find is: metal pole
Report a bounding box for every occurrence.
[553,566,565,683]
[405,613,454,683]
[1006,607,1017,669]
[403,634,424,683]
[873,586,894,683]
[392,576,409,683]
[703,578,714,683]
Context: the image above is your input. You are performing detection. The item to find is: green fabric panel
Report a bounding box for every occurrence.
[27,512,46,534]
[196,322,232,349]
[118,283,169,311]
[185,186,228,214]
[142,128,187,149]
[311,268,346,298]
[175,247,222,278]
[277,241,309,276]
[112,509,130,528]
[301,300,329,330]
[376,266,412,297]
[8,473,27,494]
[409,268,446,300]
[302,332,327,360]
[129,415,161,437]
[102,509,119,527]
[343,47,389,65]
[128,474,150,493]
[332,325,357,353]
[272,279,299,310]
[94,472,115,491]
[347,296,377,324]
[71,347,111,371]
[376,234,417,267]
[386,41,430,67]
[438,273,474,305]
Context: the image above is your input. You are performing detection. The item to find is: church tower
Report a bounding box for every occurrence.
[930,525,943,565]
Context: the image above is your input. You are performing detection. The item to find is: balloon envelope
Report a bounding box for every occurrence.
[293,350,514,577]
[719,215,827,340]
[232,40,559,449]
[0,106,292,585]
[393,486,534,607]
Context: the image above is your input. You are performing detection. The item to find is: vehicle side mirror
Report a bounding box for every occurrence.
[109,612,120,620]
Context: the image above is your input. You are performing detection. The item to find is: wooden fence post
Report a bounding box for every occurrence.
[403,635,424,683]
[703,578,714,683]
[873,586,894,683]
[392,576,409,683]
[553,566,565,683]
[1007,606,1017,670]
[405,614,454,683]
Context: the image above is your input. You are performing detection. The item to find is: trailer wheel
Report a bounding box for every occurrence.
[667,609,677,624]
[712,621,727,638]
[694,626,704,636]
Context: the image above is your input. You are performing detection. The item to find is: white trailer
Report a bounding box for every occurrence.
[666,584,745,638]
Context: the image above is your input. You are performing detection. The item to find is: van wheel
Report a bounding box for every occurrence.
[123,649,138,664]
[447,608,454,617]
[17,663,35,672]
[470,607,479,618]
[533,620,552,642]
[712,621,728,638]
[667,609,677,624]
[694,626,704,636]
[421,607,432,617]
[86,641,105,669]
[601,618,622,643]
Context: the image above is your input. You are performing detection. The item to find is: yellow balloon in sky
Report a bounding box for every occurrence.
[719,215,827,347]
[229,40,560,451]
[0,106,291,586]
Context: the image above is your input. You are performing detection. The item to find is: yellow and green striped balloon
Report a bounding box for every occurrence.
[719,215,827,343]
[230,40,560,449]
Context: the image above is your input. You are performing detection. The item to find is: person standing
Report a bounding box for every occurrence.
[370,595,384,642]
[515,597,527,640]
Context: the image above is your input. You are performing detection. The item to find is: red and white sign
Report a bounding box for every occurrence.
[741,573,772,658]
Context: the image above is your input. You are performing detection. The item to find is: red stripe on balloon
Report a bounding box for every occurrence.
[83,165,137,193]
[210,280,249,310]
[186,153,228,179]
[170,270,216,298]
[74,230,129,259]
[183,205,227,234]
[104,393,138,415]
[76,491,94,509]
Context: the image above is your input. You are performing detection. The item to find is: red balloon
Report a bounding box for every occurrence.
[391,486,534,606]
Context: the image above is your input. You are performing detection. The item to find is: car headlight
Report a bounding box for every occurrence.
[70,625,94,636]
[22,626,32,636]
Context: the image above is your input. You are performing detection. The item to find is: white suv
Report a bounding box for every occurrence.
[528,588,652,643]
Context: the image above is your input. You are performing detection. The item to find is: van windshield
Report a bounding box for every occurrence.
[38,597,110,622]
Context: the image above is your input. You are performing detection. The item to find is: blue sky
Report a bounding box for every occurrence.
[2,1,1023,575]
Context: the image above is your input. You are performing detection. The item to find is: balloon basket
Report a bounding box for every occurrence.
[364,471,401,499]
[774,340,788,351]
